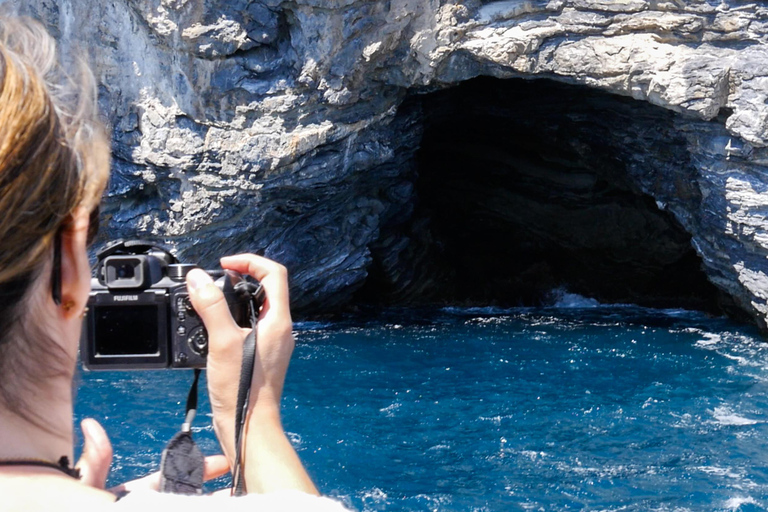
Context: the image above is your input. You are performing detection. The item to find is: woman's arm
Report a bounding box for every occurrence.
[186,254,318,495]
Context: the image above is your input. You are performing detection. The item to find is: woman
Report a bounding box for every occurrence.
[0,16,347,510]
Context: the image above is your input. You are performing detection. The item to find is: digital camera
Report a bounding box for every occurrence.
[81,240,263,370]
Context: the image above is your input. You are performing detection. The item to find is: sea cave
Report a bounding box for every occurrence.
[355,77,732,316]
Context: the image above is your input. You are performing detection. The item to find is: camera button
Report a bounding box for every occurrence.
[188,327,208,357]
[177,326,186,336]
[184,299,196,315]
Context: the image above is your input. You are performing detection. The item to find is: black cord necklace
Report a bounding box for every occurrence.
[0,456,80,479]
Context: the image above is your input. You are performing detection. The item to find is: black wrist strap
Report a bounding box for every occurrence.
[159,369,204,495]
[184,369,201,431]
[232,298,260,496]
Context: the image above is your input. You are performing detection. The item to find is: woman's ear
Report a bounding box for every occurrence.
[57,206,92,320]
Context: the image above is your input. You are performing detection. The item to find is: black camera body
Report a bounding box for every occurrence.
[81,240,262,370]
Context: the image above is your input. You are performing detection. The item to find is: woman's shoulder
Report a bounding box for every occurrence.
[113,490,353,511]
[0,472,116,512]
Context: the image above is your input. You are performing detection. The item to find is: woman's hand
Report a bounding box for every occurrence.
[186,254,294,462]
[218,255,295,414]
[186,254,315,495]
[73,421,230,496]
[75,418,113,489]
[108,455,230,497]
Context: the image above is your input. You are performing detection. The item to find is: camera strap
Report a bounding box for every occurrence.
[231,296,260,496]
[159,369,204,495]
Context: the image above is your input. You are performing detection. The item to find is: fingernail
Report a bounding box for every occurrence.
[187,269,213,291]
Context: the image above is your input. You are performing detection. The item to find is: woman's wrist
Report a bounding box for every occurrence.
[246,400,283,430]
[242,410,318,495]
[213,396,283,467]
[213,420,237,467]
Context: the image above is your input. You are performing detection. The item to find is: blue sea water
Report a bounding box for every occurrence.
[74,304,768,511]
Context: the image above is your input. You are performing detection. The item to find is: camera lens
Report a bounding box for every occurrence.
[117,264,135,279]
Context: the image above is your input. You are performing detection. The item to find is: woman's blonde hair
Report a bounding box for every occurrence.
[0,16,109,424]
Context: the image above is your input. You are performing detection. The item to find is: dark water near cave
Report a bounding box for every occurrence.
[75,301,768,511]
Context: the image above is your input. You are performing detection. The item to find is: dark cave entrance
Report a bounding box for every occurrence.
[356,77,729,314]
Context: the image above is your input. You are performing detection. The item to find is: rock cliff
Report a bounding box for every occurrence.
[10,0,768,328]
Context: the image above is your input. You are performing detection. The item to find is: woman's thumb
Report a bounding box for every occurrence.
[186,269,240,338]
[76,418,113,488]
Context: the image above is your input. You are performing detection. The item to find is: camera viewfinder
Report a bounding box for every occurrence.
[104,256,148,289]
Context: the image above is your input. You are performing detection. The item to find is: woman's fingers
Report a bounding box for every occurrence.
[203,454,230,481]
[75,418,113,489]
[219,253,287,282]
[220,254,291,316]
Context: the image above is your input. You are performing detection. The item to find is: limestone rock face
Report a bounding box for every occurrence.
[11,0,768,328]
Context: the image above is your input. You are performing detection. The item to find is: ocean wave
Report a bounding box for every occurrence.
[549,289,602,308]
[440,305,519,316]
[696,466,744,479]
[723,496,760,511]
[711,406,761,426]
[293,320,336,330]
[694,332,723,348]
[379,402,402,417]
[358,487,388,505]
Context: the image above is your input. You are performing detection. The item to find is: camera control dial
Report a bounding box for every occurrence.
[188,326,208,357]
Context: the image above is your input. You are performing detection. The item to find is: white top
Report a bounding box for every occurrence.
[113,490,353,511]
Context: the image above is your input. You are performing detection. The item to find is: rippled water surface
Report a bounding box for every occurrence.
[75,306,768,511]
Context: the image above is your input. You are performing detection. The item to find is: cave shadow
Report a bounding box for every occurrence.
[355,77,730,316]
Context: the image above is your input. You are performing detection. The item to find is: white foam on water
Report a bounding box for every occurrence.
[471,316,506,325]
[412,493,452,511]
[379,402,402,417]
[559,462,637,478]
[519,450,547,461]
[695,332,723,348]
[712,406,760,426]
[286,431,303,448]
[360,487,388,503]
[696,465,743,479]
[669,412,695,429]
[724,496,759,510]
[689,330,768,374]
[479,414,514,424]
[721,352,752,366]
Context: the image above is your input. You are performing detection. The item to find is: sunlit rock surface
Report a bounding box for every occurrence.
[12,0,768,328]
